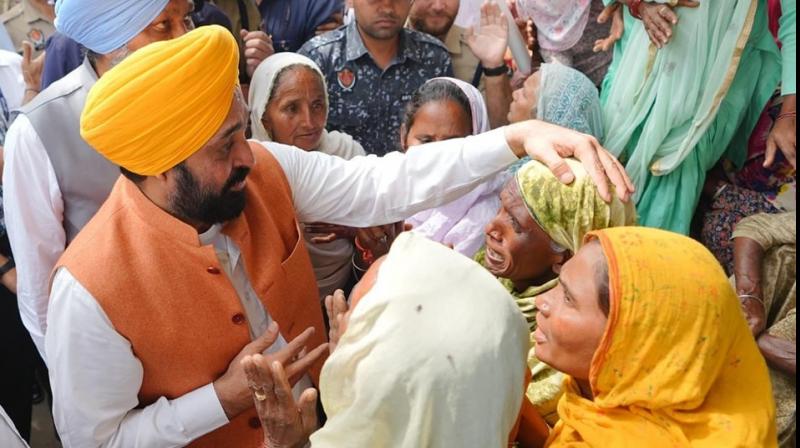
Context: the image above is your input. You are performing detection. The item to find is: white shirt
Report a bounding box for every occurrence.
[3,114,62,360]
[45,130,518,447]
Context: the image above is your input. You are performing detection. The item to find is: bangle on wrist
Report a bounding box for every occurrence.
[628,0,644,19]
[738,293,765,308]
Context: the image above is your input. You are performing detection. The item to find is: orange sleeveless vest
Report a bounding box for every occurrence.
[58,143,326,447]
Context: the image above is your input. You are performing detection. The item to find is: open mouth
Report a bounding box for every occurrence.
[485,245,506,266]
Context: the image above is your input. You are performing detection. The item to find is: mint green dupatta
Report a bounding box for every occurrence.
[601,0,780,234]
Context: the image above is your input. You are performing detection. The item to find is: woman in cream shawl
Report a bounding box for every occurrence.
[243,232,537,447]
[248,53,366,298]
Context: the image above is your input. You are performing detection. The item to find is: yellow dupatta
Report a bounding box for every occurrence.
[547,227,777,447]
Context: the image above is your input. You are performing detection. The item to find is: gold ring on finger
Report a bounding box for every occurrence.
[253,388,268,402]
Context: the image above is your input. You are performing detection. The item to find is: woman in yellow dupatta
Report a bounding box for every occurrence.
[535,227,777,447]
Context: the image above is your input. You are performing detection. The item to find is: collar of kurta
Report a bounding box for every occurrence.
[344,19,422,65]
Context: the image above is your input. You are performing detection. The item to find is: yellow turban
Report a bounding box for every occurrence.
[80,25,239,176]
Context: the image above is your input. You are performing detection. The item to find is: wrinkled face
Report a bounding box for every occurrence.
[127,0,195,51]
[534,241,608,381]
[167,90,254,226]
[408,0,459,38]
[262,66,328,151]
[353,0,412,40]
[508,70,541,124]
[483,179,562,282]
[403,99,472,149]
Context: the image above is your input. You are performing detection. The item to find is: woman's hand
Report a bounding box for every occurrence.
[243,356,318,448]
[765,95,796,169]
[637,0,700,48]
[305,223,357,244]
[324,289,349,353]
[593,4,624,53]
[355,222,408,261]
[465,1,509,68]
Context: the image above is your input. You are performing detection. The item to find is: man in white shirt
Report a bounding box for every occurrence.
[47,24,631,448]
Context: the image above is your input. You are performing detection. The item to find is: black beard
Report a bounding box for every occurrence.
[169,163,249,226]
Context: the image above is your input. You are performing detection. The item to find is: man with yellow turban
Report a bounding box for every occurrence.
[45,25,632,447]
[1,0,274,362]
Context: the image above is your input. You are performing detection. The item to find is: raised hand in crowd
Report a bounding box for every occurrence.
[242,355,318,448]
[324,289,349,353]
[633,0,700,48]
[593,3,624,53]
[21,41,45,105]
[765,94,797,169]
[213,322,328,420]
[465,1,509,71]
[240,29,275,79]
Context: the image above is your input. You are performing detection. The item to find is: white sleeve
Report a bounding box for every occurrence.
[46,268,229,448]
[263,128,518,226]
[2,115,65,361]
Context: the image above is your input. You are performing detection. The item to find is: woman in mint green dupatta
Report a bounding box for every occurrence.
[600,0,781,234]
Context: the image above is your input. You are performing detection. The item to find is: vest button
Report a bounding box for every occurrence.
[206,266,221,274]
[231,313,246,325]
[248,416,261,429]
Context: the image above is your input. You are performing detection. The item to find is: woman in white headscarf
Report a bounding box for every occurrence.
[402,77,509,257]
[248,53,366,298]
[242,232,545,447]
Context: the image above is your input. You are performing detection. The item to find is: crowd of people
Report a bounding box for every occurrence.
[0,0,794,447]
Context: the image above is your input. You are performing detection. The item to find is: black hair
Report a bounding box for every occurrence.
[400,79,473,147]
[120,166,147,184]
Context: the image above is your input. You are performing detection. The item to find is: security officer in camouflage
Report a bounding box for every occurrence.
[299,0,453,156]
[0,0,54,56]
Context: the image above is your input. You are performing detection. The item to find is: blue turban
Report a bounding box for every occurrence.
[54,0,169,54]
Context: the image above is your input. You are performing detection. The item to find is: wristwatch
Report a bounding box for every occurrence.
[482,64,509,77]
[0,256,14,277]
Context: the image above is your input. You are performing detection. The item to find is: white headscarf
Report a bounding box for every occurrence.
[248,53,365,298]
[516,0,591,52]
[311,232,529,447]
[406,77,507,257]
[248,53,365,159]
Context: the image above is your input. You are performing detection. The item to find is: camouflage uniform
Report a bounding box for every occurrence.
[0,0,54,56]
[299,20,453,155]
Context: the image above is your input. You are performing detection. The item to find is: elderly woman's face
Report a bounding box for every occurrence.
[507,71,541,124]
[483,179,563,284]
[404,99,472,149]
[534,241,608,381]
[262,66,327,151]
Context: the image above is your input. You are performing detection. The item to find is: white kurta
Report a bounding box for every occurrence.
[45,130,518,447]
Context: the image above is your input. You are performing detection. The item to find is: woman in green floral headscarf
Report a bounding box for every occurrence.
[476,158,636,425]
